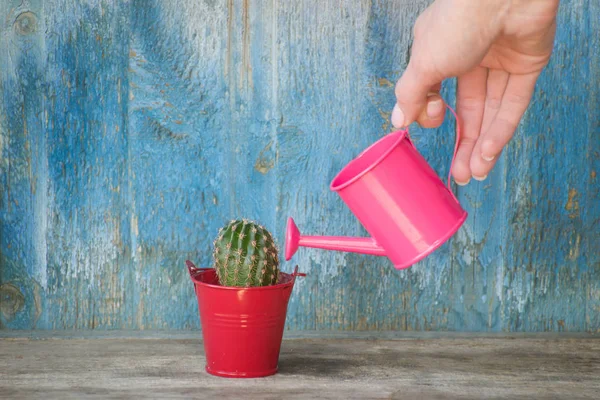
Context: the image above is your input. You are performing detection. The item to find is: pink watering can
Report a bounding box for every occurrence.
[285,105,468,270]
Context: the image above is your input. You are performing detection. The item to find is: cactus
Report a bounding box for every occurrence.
[212,219,280,287]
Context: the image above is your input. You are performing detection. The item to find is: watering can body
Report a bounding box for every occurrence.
[285,106,468,270]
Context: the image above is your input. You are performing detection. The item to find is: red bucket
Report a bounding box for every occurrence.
[186,260,304,378]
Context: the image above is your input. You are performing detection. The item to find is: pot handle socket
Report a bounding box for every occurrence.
[186,260,212,278]
[291,265,306,278]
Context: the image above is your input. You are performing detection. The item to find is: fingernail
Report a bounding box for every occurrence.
[426,99,443,118]
[473,174,487,181]
[455,178,470,186]
[482,154,495,162]
[391,104,405,128]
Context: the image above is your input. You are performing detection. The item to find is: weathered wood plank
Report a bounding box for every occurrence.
[1,337,599,399]
[500,0,600,332]
[0,0,49,329]
[126,0,232,329]
[0,0,599,332]
[40,0,133,330]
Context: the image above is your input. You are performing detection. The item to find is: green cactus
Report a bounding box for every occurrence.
[212,219,280,287]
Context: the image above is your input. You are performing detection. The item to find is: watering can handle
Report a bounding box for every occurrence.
[445,104,461,195]
[405,103,462,199]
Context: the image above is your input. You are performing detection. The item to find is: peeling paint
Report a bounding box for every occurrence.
[254,140,276,174]
[377,78,394,87]
[568,233,581,261]
[565,188,579,216]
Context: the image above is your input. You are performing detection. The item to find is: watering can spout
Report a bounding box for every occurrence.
[284,217,386,261]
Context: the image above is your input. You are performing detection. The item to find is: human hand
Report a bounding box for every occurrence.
[392,0,559,184]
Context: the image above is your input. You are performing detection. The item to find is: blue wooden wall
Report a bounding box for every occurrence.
[1,0,598,332]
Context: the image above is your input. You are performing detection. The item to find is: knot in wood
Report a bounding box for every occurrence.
[14,12,38,35]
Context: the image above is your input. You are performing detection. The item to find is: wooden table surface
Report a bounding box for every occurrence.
[1,333,599,399]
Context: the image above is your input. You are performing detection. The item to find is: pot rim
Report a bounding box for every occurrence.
[188,262,303,291]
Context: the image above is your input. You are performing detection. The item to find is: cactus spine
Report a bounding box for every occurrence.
[213,219,280,287]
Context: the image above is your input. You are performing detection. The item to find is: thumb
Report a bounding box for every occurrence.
[392,62,441,128]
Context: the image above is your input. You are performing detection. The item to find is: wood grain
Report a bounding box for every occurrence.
[0,0,599,331]
[1,336,599,399]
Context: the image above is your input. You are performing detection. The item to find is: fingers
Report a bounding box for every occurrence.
[470,69,509,180]
[417,92,447,129]
[481,69,509,138]
[453,66,488,185]
[392,61,442,129]
[470,72,539,179]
